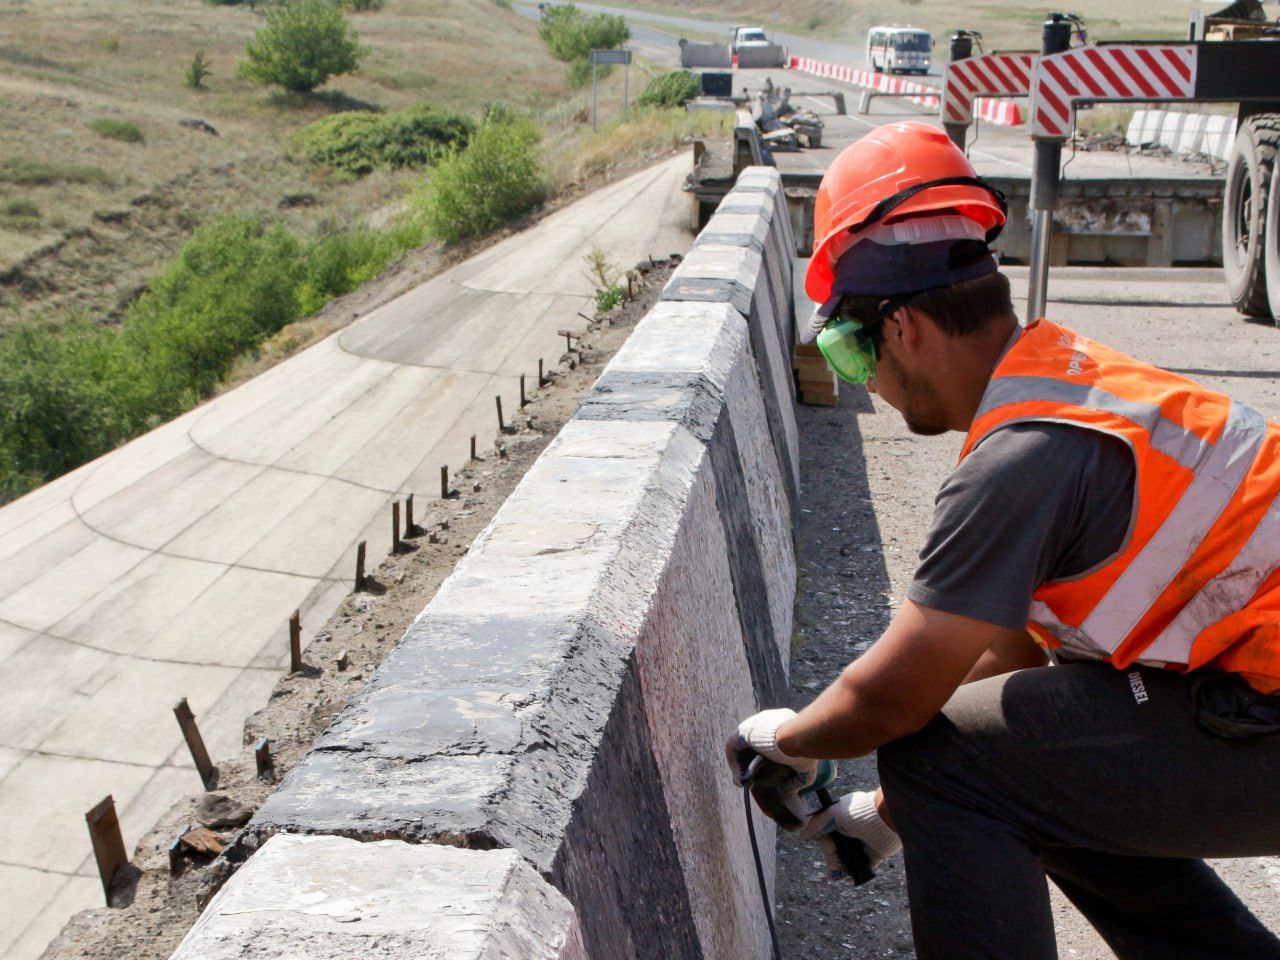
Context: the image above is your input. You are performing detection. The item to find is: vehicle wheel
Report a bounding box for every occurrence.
[1262,121,1280,325]
[873,62,883,73]
[1223,114,1280,317]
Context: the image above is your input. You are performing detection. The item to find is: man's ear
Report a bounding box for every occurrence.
[891,305,923,354]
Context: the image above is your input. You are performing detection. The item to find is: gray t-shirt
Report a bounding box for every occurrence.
[907,422,1137,631]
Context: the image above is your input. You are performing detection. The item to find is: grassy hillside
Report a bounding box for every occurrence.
[633,0,1190,52]
[0,0,567,332]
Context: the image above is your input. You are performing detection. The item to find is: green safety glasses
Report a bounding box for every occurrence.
[816,318,878,385]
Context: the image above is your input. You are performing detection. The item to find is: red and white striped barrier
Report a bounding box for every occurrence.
[943,52,1034,125]
[1032,44,1197,139]
[791,55,1024,125]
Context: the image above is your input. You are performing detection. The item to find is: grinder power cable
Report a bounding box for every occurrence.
[739,752,877,960]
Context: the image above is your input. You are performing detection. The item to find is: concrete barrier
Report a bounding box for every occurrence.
[737,44,789,69]
[734,109,769,175]
[1126,107,1235,162]
[680,39,732,69]
[187,167,799,960]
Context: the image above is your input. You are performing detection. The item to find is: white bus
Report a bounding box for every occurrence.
[866,26,932,75]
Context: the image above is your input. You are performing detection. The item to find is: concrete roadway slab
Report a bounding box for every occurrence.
[0,152,694,960]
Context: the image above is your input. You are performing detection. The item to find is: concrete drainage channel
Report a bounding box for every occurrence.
[171,166,800,960]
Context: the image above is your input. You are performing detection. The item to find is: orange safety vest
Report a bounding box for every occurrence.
[960,318,1280,693]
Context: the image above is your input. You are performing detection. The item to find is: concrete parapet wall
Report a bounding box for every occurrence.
[190,167,799,960]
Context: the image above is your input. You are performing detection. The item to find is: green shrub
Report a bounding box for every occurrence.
[297,103,474,176]
[492,0,514,8]
[339,0,383,9]
[297,112,383,173]
[0,198,41,232]
[538,4,628,62]
[2,199,39,218]
[584,247,624,311]
[100,37,121,54]
[538,4,627,85]
[0,322,125,501]
[295,218,422,313]
[0,159,114,187]
[638,70,699,108]
[87,118,144,143]
[239,0,366,94]
[417,115,544,244]
[186,50,212,88]
[0,210,428,499]
[566,57,594,88]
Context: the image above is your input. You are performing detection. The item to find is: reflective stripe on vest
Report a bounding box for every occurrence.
[962,319,1280,688]
[1082,400,1267,653]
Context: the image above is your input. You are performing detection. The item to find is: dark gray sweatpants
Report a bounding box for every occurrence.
[878,663,1280,960]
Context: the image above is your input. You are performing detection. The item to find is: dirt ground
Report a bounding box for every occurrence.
[39,257,677,960]
[777,385,922,959]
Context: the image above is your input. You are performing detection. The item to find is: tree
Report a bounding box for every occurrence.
[238,0,366,94]
[537,4,628,85]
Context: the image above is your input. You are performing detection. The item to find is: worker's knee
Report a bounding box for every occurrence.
[877,712,969,806]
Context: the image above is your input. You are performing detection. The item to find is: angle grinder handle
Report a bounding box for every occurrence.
[815,788,876,886]
[743,753,806,830]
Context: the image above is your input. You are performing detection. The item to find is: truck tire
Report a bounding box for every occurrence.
[1223,115,1280,317]
[1263,127,1280,325]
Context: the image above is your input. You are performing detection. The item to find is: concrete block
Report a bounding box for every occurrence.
[736,44,788,69]
[664,242,762,316]
[1203,114,1237,162]
[1126,109,1165,148]
[1158,112,1187,152]
[172,835,588,960]
[700,210,773,253]
[663,237,799,509]
[1178,113,1208,156]
[680,40,732,68]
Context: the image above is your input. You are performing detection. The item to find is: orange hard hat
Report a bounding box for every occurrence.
[805,122,1007,308]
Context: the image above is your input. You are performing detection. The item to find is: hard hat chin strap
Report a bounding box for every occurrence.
[846,176,1008,243]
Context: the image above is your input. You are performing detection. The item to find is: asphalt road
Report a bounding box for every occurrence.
[0,155,693,960]
[784,266,1280,959]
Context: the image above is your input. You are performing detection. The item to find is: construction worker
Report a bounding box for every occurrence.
[727,121,1280,960]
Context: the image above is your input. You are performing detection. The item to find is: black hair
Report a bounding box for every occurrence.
[836,269,1014,340]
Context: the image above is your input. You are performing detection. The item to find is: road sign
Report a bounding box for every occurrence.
[590,48,632,65]
[589,49,633,130]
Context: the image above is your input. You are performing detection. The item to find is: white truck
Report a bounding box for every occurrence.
[730,25,788,68]
[866,25,933,74]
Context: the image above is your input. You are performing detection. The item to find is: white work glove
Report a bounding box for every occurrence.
[725,708,828,790]
[800,790,901,881]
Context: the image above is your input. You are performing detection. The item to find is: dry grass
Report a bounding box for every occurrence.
[548,103,732,189]
[0,0,568,332]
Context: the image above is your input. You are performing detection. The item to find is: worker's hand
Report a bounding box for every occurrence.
[725,708,832,790]
[800,791,901,880]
